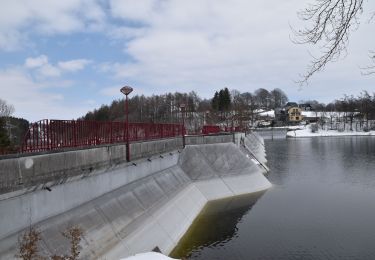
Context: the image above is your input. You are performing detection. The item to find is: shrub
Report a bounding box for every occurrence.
[17,226,83,260]
[310,123,319,133]
[17,227,44,260]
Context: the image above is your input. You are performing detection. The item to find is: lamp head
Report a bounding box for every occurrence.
[120,86,133,95]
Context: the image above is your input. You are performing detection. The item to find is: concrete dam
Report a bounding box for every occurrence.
[0,133,271,259]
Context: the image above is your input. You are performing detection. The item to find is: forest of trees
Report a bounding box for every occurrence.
[1,88,375,154]
[81,88,289,124]
[310,91,375,131]
[300,91,375,120]
[80,88,375,132]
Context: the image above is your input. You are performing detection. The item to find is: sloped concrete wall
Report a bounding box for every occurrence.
[0,135,270,260]
[0,152,180,247]
[245,132,267,165]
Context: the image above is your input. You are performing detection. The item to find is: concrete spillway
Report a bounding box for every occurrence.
[0,134,271,259]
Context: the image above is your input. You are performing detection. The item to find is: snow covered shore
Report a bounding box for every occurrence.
[287,126,375,138]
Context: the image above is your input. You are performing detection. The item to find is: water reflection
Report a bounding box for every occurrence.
[170,191,266,259]
[171,137,375,260]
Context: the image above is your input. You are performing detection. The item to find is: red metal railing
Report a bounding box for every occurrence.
[202,125,221,134]
[201,125,245,134]
[21,120,184,153]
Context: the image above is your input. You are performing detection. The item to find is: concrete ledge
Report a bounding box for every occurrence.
[0,138,183,195]
[253,128,287,140]
[185,134,233,145]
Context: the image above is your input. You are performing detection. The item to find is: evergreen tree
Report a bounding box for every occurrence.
[222,87,231,111]
[211,91,219,111]
[0,118,11,149]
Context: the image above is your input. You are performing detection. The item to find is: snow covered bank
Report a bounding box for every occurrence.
[287,125,375,138]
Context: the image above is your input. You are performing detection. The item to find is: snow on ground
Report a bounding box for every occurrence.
[120,252,179,260]
[259,110,275,117]
[287,125,375,138]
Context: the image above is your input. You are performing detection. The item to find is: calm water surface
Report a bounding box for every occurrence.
[171,137,375,260]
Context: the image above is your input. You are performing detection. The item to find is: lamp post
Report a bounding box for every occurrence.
[120,86,133,162]
[180,103,186,148]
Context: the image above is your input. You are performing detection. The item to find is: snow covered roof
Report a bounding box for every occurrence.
[259,110,275,117]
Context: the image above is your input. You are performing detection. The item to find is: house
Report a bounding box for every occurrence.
[287,106,303,123]
[285,102,298,108]
[275,102,303,124]
[301,111,319,123]
[299,103,313,111]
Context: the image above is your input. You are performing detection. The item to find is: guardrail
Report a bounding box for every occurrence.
[21,120,184,153]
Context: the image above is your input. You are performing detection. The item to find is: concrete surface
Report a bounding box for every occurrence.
[185,134,234,145]
[0,138,183,195]
[0,134,270,260]
[244,132,267,166]
[254,128,287,140]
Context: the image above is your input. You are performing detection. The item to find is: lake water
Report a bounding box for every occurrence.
[170,137,375,260]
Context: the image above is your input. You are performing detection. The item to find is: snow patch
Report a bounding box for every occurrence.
[287,125,375,138]
[120,252,179,260]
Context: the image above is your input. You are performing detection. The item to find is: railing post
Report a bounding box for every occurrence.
[96,121,99,145]
[135,123,138,141]
[73,121,77,147]
[145,124,149,140]
[46,120,51,150]
[110,122,113,144]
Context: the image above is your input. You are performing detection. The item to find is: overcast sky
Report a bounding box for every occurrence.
[0,0,374,121]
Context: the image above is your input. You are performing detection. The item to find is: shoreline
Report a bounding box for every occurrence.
[286,127,375,138]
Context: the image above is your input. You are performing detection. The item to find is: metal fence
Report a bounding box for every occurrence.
[21,120,184,153]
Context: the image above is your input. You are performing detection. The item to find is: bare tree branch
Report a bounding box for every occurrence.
[360,50,375,75]
[293,0,365,84]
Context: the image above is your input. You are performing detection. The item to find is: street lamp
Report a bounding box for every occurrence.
[180,103,186,148]
[120,86,133,162]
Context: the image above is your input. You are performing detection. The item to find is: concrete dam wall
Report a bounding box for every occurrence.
[0,133,271,259]
[254,128,287,140]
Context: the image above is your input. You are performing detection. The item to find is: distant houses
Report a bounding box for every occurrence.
[299,103,313,111]
[238,100,363,128]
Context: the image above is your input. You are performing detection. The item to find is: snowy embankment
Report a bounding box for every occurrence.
[121,252,178,260]
[287,125,375,138]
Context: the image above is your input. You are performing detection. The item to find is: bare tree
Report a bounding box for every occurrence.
[241,92,258,126]
[254,88,270,109]
[0,98,15,117]
[270,88,289,109]
[294,0,370,83]
[0,99,15,151]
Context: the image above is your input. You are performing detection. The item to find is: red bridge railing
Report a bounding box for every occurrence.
[21,120,184,153]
